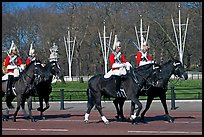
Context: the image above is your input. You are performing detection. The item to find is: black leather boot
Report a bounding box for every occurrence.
[6,75,14,96]
[115,76,121,97]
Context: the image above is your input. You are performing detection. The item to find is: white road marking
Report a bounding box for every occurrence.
[128,130,202,134]
[40,129,69,132]
[2,128,68,132]
[3,128,35,131]
[38,119,99,122]
[165,121,202,124]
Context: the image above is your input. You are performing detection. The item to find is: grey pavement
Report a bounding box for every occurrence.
[2,100,202,113]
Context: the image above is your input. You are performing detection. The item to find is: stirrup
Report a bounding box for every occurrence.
[12,87,17,96]
[117,91,121,97]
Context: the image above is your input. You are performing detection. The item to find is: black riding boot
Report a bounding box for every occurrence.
[115,76,121,96]
[6,75,14,96]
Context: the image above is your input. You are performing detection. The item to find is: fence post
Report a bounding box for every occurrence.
[198,92,201,99]
[60,89,65,110]
[171,86,176,110]
[30,97,33,110]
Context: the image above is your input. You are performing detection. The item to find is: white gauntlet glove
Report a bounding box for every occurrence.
[125,62,132,70]
[19,64,25,72]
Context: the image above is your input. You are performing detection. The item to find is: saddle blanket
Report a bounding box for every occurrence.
[2,72,20,81]
[2,74,8,81]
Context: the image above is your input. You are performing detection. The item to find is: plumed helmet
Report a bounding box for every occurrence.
[9,40,18,54]
[113,35,121,50]
[29,43,35,56]
[142,41,149,48]
[49,43,59,62]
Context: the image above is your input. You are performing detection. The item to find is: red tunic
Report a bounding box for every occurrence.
[4,55,23,73]
[109,52,126,70]
[135,51,153,65]
[26,58,31,66]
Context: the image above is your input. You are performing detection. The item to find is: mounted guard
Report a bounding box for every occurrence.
[26,43,38,66]
[3,40,25,96]
[135,41,154,66]
[104,35,132,96]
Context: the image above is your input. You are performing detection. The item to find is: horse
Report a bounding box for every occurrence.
[84,63,156,124]
[2,60,61,122]
[2,60,42,122]
[29,60,61,119]
[113,59,188,124]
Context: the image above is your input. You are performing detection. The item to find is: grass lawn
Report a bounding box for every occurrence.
[49,79,202,101]
[3,79,202,102]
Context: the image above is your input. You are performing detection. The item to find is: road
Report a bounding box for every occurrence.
[2,100,202,135]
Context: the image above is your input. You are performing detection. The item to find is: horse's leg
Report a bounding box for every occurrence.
[41,95,50,120]
[129,101,135,121]
[43,95,50,112]
[37,96,44,119]
[2,107,9,121]
[5,95,15,109]
[113,98,120,119]
[26,96,36,122]
[13,96,22,122]
[118,97,126,121]
[95,97,109,124]
[84,89,95,123]
[140,95,154,123]
[159,93,174,123]
[2,95,9,121]
[130,98,143,125]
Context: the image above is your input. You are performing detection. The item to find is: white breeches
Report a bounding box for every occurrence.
[139,60,153,66]
[104,62,132,78]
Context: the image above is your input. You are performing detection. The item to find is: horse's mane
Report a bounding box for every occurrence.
[162,60,173,66]
[24,60,42,71]
[134,64,153,72]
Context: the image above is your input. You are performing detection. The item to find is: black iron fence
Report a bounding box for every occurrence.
[30,87,202,110]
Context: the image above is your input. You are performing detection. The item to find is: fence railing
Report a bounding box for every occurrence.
[55,71,202,83]
[30,87,202,110]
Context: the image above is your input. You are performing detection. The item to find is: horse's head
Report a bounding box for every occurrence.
[172,59,188,80]
[49,61,61,76]
[21,60,43,85]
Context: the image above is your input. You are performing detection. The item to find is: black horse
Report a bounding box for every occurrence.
[29,60,61,119]
[84,64,156,124]
[113,59,188,124]
[2,60,42,122]
[2,60,60,122]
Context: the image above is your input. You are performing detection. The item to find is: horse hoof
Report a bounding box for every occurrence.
[115,115,119,119]
[165,115,174,123]
[42,117,46,120]
[132,121,137,125]
[2,118,8,121]
[84,120,89,123]
[104,121,109,125]
[131,119,138,125]
[37,107,42,111]
[31,119,36,122]
[167,119,174,123]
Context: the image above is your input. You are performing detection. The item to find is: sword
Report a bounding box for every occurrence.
[133,41,141,51]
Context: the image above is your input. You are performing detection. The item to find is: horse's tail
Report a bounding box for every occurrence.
[86,88,95,108]
[5,95,15,109]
